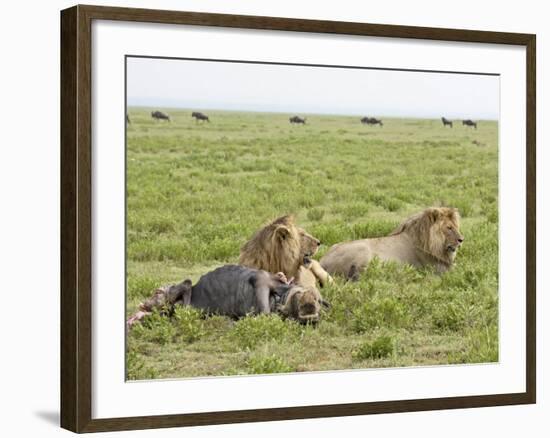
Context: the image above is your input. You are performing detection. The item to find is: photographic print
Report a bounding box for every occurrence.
[61,6,535,431]
[125,57,499,380]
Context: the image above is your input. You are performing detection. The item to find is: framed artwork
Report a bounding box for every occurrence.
[60,4,536,433]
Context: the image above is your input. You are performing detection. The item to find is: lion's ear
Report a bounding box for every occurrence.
[426,208,441,223]
[276,225,291,240]
[276,214,295,226]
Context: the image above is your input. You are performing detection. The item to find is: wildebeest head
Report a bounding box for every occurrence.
[127,279,192,329]
[166,279,193,306]
[278,285,330,325]
[139,279,192,313]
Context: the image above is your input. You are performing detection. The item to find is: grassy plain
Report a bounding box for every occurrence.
[126,108,498,379]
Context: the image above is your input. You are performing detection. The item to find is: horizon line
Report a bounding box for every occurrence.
[126,104,499,121]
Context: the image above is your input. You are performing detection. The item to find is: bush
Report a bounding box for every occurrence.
[432,301,466,332]
[447,324,498,364]
[133,310,177,345]
[173,306,206,343]
[307,207,325,221]
[351,221,397,240]
[351,298,410,333]
[341,203,371,220]
[352,336,395,360]
[247,354,295,374]
[230,314,298,350]
[126,350,159,380]
[127,276,161,301]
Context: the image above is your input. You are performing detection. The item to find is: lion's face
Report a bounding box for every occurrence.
[298,227,321,266]
[428,208,464,262]
[439,217,464,255]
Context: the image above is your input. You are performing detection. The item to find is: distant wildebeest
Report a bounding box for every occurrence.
[126,265,330,328]
[126,114,131,124]
[192,111,210,122]
[441,117,453,128]
[361,117,383,126]
[289,115,306,124]
[462,119,477,129]
[151,110,170,121]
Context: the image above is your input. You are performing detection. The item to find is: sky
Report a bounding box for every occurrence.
[127,57,499,120]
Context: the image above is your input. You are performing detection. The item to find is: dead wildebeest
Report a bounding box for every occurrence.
[462,119,477,129]
[441,117,453,128]
[192,111,210,122]
[289,115,306,124]
[151,110,170,121]
[126,265,330,329]
[361,117,383,126]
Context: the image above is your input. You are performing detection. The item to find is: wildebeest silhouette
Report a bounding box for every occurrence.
[441,117,453,128]
[462,119,477,129]
[151,111,170,121]
[289,115,306,124]
[126,114,131,124]
[192,111,210,122]
[361,117,383,126]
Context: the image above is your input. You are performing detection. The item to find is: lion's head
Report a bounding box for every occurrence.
[390,207,464,265]
[239,215,321,278]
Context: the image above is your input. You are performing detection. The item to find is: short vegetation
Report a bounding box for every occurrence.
[126,109,498,379]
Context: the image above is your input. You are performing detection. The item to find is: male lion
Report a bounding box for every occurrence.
[320,207,464,278]
[239,215,332,289]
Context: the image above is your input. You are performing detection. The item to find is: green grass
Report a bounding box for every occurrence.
[353,335,395,361]
[126,108,499,380]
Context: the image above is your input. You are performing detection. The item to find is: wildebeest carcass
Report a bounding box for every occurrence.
[360,117,383,126]
[462,119,477,129]
[289,115,306,124]
[441,117,453,128]
[192,111,210,122]
[151,110,171,121]
[126,265,330,328]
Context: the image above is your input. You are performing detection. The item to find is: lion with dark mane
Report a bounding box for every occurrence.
[320,207,464,279]
[239,215,332,289]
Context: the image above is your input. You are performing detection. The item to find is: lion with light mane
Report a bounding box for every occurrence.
[320,207,464,279]
[239,215,332,289]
